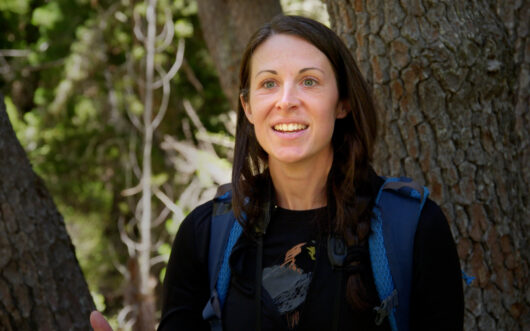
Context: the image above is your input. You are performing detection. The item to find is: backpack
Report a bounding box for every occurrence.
[202,177,428,331]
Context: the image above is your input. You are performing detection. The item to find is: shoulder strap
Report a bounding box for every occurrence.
[202,188,243,331]
[369,177,429,331]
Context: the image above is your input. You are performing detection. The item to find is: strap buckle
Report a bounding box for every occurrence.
[373,289,398,325]
[327,236,347,268]
[202,289,222,321]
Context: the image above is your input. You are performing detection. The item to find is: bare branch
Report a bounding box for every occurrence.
[182,118,193,142]
[153,38,185,89]
[104,71,122,125]
[152,186,185,221]
[134,197,144,227]
[133,8,145,42]
[118,216,140,257]
[109,245,130,277]
[129,136,142,179]
[125,57,144,131]
[156,8,175,52]
[182,99,217,155]
[0,49,31,57]
[125,101,144,131]
[151,238,164,252]
[0,55,13,80]
[150,255,167,267]
[117,305,137,330]
[182,58,204,93]
[152,206,171,228]
[121,182,143,197]
[196,130,235,149]
[178,176,202,212]
[151,64,171,130]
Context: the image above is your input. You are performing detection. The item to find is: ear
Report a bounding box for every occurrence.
[240,94,254,124]
[336,100,348,119]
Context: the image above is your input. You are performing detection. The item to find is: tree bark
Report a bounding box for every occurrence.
[323,0,529,329]
[196,0,283,109]
[0,94,95,330]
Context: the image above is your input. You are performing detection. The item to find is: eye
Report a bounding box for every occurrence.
[262,80,276,89]
[302,78,317,87]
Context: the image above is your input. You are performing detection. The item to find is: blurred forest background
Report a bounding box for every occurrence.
[0,0,528,330]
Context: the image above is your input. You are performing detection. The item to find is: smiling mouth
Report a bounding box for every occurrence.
[273,123,308,132]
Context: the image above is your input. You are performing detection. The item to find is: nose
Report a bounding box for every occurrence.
[276,83,300,111]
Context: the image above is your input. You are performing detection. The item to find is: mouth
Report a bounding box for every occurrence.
[273,123,308,133]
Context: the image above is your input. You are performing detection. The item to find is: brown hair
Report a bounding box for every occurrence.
[232,15,378,311]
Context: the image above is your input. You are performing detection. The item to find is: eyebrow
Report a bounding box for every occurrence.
[254,67,324,78]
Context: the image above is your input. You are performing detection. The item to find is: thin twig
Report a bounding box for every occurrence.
[0,49,31,57]
[121,182,143,196]
[152,206,171,227]
[152,38,185,89]
[156,8,174,52]
[152,186,184,219]
[109,244,130,277]
[150,255,168,267]
[182,99,217,155]
[125,56,144,131]
[118,216,140,257]
[151,64,170,130]
[182,58,204,93]
[129,136,142,179]
[117,305,137,330]
[133,8,145,42]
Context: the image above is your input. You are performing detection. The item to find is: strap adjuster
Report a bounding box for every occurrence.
[373,289,398,325]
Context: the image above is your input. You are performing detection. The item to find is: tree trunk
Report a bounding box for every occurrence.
[323,0,529,329]
[196,0,282,109]
[0,94,95,330]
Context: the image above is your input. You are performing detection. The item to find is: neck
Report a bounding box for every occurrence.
[268,155,332,210]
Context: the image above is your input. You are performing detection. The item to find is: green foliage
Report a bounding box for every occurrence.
[1,0,231,325]
[0,0,30,15]
[174,19,194,38]
[32,2,63,29]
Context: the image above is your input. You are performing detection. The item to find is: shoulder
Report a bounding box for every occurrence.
[413,198,459,269]
[180,199,215,231]
[416,199,453,242]
[174,199,215,256]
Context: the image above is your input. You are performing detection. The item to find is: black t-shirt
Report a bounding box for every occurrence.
[158,196,464,331]
[261,206,323,329]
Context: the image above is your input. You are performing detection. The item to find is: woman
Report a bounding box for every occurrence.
[92,15,464,331]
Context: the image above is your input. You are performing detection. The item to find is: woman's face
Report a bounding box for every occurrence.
[241,34,346,169]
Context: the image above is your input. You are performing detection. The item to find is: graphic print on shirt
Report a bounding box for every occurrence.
[262,240,316,329]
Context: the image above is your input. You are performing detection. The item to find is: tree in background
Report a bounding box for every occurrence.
[0,95,95,329]
[322,0,528,329]
[196,0,282,108]
[194,0,528,329]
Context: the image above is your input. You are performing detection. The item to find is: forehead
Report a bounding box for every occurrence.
[250,34,333,74]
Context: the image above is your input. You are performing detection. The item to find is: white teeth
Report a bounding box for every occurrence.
[273,123,308,132]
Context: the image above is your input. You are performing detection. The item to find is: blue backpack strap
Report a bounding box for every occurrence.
[202,187,243,330]
[369,177,429,331]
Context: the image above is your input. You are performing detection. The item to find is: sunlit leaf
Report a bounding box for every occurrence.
[174,19,193,38]
[32,2,63,29]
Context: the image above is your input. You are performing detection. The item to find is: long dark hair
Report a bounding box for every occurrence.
[232,15,378,311]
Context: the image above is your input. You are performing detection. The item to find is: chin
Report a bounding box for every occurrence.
[269,153,307,165]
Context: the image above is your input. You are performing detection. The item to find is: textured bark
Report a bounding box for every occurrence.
[323,0,529,329]
[0,94,95,330]
[196,0,282,109]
